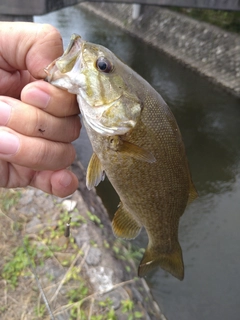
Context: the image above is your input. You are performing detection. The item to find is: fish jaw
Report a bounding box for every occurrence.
[45,34,86,95]
[45,34,142,136]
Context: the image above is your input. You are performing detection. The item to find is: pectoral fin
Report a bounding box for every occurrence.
[112,203,142,240]
[86,153,105,190]
[108,136,156,163]
[120,141,156,163]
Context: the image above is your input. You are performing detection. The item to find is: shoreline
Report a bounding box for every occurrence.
[80,2,240,98]
[0,161,165,320]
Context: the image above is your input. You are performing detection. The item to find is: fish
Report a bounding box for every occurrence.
[45,34,198,280]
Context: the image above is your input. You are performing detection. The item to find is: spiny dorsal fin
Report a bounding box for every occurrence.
[119,140,156,163]
[138,242,184,280]
[112,203,142,240]
[86,153,105,190]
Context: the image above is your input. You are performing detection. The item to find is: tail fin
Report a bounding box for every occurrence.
[138,242,184,280]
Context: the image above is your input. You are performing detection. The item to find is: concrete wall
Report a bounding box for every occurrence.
[80,2,240,97]
[1,0,240,15]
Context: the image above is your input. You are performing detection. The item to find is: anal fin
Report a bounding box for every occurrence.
[86,153,105,190]
[112,203,142,240]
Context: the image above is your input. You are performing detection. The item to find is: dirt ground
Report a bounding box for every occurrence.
[0,161,164,320]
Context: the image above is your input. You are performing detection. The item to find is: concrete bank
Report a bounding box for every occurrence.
[0,161,164,320]
[80,2,240,97]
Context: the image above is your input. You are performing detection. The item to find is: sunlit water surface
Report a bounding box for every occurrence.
[35,6,240,320]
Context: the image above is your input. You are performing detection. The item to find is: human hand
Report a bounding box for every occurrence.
[0,22,81,197]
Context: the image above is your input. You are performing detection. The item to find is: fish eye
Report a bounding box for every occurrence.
[96,57,113,73]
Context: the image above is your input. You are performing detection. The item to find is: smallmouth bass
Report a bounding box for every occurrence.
[45,34,198,280]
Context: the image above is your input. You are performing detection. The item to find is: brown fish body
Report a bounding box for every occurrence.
[85,78,192,280]
[45,34,197,280]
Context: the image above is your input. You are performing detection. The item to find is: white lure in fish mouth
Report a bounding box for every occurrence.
[45,34,142,136]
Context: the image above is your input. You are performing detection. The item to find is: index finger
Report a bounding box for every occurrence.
[21,80,79,117]
[0,22,63,79]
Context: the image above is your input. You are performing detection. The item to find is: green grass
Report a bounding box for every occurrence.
[171,7,240,33]
[2,236,38,288]
[0,189,145,319]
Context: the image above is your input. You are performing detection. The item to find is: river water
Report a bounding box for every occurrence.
[35,5,240,320]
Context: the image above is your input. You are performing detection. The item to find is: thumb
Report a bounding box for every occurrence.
[0,22,63,79]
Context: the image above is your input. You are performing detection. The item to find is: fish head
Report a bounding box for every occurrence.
[45,34,142,136]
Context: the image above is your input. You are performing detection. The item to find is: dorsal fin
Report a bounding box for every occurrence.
[86,153,105,190]
[112,203,142,240]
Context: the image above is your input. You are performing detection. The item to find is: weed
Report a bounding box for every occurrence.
[0,306,7,313]
[171,7,240,33]
[2,236,37,287]
[103,240,110,249]
[34,303,46,318]
[121,299,144,319]
[0,189,21,212]
[125,265,131,273]
[87,211,103,228]
[66,280,89,319]
[113,240,145,264]
[122,299,134,313]
[67,283,89,303]
[97,298,116,320]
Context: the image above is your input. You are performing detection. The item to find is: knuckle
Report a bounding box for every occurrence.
[30,141,75,170]
[71,116,81,141]
[30,140,50,169]
[63,116,81,143]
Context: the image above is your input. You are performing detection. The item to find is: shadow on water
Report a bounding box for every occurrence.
[35,5,240,320]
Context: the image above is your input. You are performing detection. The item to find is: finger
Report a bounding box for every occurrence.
[0,97,81,143]
[0,22,63,79]
[0,161,78,197]
[0,69,32,98]
[30,169,79,198]
[0,128,76,171]
[21,80,79,117]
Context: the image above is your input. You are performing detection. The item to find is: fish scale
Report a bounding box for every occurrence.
[45,34,198,280]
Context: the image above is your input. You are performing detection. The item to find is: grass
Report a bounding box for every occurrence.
[2,236,38,288]
[171,7,240,33]
[0,188,146,320]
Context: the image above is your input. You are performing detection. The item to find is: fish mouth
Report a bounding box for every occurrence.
[44,33,84,88]
[45,34,142,136]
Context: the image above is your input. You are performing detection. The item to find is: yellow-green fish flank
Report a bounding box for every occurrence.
[45,34,198,280]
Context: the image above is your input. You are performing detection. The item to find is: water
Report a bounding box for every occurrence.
[35,5,240,320]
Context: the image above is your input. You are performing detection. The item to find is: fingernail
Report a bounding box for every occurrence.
[25,87,50,109]
[0,101,11,125]
[59,171,73,187]
[0,131,20,155]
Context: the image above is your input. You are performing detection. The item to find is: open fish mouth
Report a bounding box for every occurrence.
[45,34,142,136]
[44,34,85,92]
